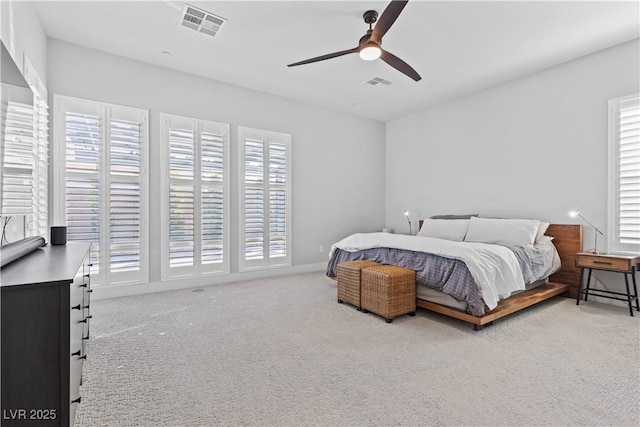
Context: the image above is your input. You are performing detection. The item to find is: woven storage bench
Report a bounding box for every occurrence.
[361,265,416,323]
[336,260,380,309]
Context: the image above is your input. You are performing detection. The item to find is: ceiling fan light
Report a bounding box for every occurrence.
[359,45,381,61]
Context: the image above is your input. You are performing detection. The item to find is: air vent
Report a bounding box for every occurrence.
[181,4,226,38]
[366,77,393,86]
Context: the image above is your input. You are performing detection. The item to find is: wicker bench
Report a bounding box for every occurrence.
[361,265,416,323]
[336,260,380,309]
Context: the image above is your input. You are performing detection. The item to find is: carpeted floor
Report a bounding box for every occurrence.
[76,272,640,426]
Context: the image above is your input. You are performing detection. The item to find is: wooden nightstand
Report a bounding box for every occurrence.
[575,252,640,316]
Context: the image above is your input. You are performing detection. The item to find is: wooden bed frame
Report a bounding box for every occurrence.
[415,222,583,329]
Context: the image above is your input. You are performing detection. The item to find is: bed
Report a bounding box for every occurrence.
[327,218,582,329]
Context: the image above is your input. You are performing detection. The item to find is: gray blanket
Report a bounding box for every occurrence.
[326,237,560,317]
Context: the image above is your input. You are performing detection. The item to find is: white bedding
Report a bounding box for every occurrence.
[330,233,526,310]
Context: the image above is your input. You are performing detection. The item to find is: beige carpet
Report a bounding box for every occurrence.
[76,272,640,426]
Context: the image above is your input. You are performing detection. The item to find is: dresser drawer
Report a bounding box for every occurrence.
[576,254,633,272]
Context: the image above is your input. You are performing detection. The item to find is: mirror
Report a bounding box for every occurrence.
[1,41,34,216]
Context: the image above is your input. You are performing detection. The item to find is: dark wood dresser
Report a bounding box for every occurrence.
[1,242,91,426]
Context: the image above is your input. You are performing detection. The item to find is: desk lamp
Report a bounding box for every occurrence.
[404,210,412,236]
[569,210,604,253]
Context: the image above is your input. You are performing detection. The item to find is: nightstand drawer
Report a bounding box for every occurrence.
[576,254,633,272]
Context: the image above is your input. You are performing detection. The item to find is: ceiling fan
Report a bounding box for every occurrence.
[287,0,421,82]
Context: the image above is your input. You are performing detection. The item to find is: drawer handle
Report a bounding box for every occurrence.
[84,304,90,309]
[87,289,93,293]
[72,350,87,360]
[86,315,93,319]
[593,261,613,266]
[71,397,81,404]
[72,304,81,310]
[84,273,90,278]
[79,319,88,324]
[80,283,88,288]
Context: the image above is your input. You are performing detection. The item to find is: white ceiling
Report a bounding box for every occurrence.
[33,0,640,122]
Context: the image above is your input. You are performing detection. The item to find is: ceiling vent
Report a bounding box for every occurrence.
[366,77,393,86]
[181,4,226,38]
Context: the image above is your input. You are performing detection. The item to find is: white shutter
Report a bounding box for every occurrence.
[617,97,640,246]
[161,113,229,280]
[609,94,640,254]
[23,56,49,238]
[269,142,287,259]
[168,126,195,269]
[54,95,148,286]
[238,127,291,271]
[109,116,142,273]
[30,97,49,237]
[65,110,101,272]
[201,130,225,265]
[2,99,34,215]
[244,137,265,262]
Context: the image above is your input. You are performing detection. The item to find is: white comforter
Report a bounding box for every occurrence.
[330,233,526,310]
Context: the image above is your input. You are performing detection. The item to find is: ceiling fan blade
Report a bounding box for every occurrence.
[380,49,422,81]
[287,47,359,67]
[371,0,409,43]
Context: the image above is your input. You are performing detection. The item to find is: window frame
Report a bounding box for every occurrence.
[160,113,230,280]
[237,126,292,272]
[53,95,149,286]
[608,93,640,254]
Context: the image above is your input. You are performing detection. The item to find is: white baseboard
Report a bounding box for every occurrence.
[90,262,328,300]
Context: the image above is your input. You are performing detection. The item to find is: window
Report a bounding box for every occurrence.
[28,94,49,238]
[238,126,291,271]
[23,54,49,238]
[608,94,640,254]
[1,91,33,216]
[160,113,229,279]
[53,95,149,286]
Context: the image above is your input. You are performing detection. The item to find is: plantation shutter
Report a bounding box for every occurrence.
[65,109,101,271]
[201,130,225,265]
[269,142,288,258]
[238,127,291,271]
[23,55,49,238]
[1,99,34,215]
[244,137,264,261]
[168,125,195,269]
[610,94,640,253]
[109,114,143,273]
[161,113,229,280]
[30,97,49,237]
[55,95,148,286]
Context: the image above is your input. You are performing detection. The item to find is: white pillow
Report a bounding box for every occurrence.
[464,217,540,246]
[417,219,470,241]
[535,221,550,244]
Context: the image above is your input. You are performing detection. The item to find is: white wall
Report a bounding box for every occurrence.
[47,39,386,296]
[386,38,640,300]
[1,1,47,81]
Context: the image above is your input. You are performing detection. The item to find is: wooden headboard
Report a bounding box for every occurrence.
[546,224,582,297]
[417,220,583,297]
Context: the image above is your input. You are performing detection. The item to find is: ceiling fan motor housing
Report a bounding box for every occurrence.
[363,10,378,25]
